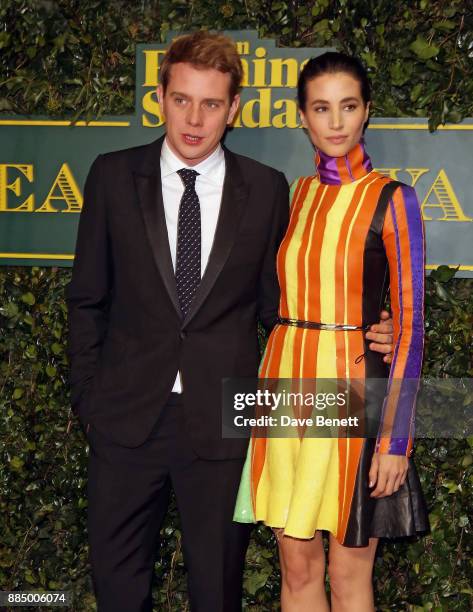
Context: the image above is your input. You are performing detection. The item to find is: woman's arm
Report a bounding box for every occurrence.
[376,183,425,456]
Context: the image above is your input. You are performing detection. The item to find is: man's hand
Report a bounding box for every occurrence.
[365,309,393,364]
[369,452,408,498]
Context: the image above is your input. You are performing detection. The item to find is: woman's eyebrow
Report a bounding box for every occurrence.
[310,96,360,104]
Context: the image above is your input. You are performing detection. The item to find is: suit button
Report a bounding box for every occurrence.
[180,331,187,340]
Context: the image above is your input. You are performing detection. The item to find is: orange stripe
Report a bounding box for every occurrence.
[336,156,352,183]
[250,436,266,513]
[301,329,319,377]
[348,143,364,175]
[377,204,399,452]
[290,176,306,212]
[252,328,289,508]
[278,177,313,318]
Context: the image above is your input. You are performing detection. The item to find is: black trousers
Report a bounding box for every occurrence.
[86,394,252,612]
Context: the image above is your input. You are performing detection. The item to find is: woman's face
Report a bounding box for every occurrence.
[299,72,370,157]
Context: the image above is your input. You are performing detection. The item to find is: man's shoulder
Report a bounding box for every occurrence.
[99,139,158,166]
[227,149,286,184]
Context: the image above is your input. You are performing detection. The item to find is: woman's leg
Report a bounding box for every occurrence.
[327,534,378,612]
[276,529,329,612]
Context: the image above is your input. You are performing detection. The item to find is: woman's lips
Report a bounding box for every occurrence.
[327,136,348,144]
[182,134,204,145]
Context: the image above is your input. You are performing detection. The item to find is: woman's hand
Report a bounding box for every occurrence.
[369,452,408,498]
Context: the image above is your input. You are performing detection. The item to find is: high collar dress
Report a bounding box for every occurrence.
[233,142,429,546]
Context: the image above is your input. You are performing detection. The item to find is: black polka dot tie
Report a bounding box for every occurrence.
[175,168,201,319]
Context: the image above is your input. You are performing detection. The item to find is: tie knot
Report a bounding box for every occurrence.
[177,168,199,188]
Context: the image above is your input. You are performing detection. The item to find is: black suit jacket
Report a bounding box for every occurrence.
[66,135,289,459]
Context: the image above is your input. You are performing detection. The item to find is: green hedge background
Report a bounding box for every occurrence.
[1,1,473,610]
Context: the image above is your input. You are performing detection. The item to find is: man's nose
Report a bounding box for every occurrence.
[187,103,203,127]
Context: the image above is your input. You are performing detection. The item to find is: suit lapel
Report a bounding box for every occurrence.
[183,146,248,327]
[134,136,181,317]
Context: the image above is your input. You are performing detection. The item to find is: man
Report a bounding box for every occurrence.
[66,31,393,612]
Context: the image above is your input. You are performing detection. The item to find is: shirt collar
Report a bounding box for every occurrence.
[160,137,225,184]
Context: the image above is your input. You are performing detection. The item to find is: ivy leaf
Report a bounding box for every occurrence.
[410,36,440,60]
[51,342,62,355]
[12,387,24,400]
[433,20,456,31]
[21,292,36,305]
[10,456,25,470]
[433,265,458,283]
[25,569,36,584]
[45,365,57,378]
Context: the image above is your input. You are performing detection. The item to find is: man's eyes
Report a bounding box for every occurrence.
[173,98,220,109]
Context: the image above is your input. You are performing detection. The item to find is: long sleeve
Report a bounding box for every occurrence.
[376,183,425,455]
[257,171,289,332]
[65,155,112,421]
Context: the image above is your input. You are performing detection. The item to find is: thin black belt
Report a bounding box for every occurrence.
[278,317,371,331]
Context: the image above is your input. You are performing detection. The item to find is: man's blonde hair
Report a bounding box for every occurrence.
[160,31,243,100]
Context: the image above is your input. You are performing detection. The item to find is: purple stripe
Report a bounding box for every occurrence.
[399,184,424,378]
[362,145,373,174]
[345,153,355,181]
[390,186,425,448]
[386,196,404,389]
[316,150,343,185]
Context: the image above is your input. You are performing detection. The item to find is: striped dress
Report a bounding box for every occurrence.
[233,141,429,546]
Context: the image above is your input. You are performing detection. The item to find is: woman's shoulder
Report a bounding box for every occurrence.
[370,173,420,205]
[289,175,318,188]
[370,172,416,193]
[289,175,318,198]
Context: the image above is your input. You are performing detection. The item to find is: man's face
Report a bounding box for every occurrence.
[157,62,240,166]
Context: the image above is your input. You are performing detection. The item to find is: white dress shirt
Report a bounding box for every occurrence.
[160,137,226,392]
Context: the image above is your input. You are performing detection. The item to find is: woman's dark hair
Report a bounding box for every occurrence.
[297,52,371,110]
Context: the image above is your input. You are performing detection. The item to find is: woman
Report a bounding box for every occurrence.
[234,52,429,611]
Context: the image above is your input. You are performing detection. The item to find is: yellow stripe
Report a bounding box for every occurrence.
[369,123,473,131]
[0,252,74,260]
[284,179,318,318]
[299,183,327,377]
[0,120,130,127]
